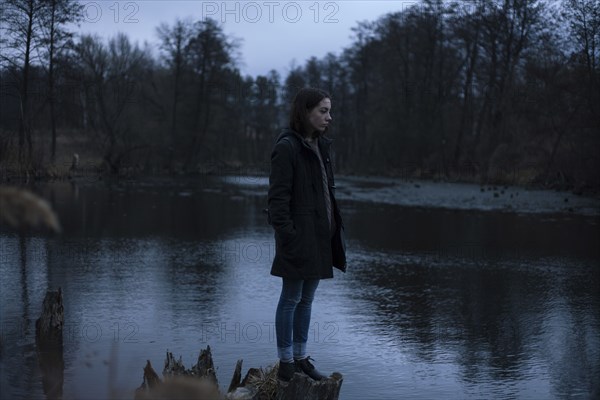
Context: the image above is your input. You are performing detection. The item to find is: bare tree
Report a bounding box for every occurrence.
[449,1,483,167]
[73,33,149,174]
[183,18,235,170]
[563,0,600,120]
[473,0,545,180]
[156,18,193,168]
[1,0,46,167]
[36,0,83,163]
[345,20,375,169]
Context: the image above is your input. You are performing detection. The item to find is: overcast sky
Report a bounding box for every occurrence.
[76,1,415,78]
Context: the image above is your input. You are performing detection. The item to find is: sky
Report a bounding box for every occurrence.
[75,0,415,78]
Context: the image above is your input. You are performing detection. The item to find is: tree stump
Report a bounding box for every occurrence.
[191,345,219,386]
[227,364,344,400]
[135,347,222,400]
[227,359,244,393]
[276,371,343,400]
[163,351,188,377]
[143,360,161,389]
[35,288,64,400]
[136,346,343,400]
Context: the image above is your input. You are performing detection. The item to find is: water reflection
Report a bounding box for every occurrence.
[0,178,598,399]
[1,235,51,399]
[345,243,599,398]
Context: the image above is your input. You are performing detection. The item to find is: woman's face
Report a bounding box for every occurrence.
[306,98,332,135]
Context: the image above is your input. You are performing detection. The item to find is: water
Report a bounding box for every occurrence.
[1,176,599,399]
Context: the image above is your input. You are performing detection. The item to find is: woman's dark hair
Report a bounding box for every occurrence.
[289,87,331,135]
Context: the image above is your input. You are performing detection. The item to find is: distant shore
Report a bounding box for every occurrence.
[2,162,598,193]
[1,163,599,217]
[335,176,600,216]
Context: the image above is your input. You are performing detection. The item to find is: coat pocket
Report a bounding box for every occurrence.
[283,212,315,265]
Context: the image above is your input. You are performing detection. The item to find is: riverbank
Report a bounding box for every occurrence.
[2,161,598,193]
[212,174,599,216]
[1,163,599,217]
[335,176,600,216]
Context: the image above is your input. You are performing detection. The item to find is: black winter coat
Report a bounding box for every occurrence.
[268,129,346,279]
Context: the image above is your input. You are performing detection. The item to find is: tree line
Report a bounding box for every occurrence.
[0,0,598,190]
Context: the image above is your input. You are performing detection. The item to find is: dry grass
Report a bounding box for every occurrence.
[245,364,279,400]
[0,129,104,181]
[0,186,61,232]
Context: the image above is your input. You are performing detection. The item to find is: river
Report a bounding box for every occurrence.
[1,175,598,399]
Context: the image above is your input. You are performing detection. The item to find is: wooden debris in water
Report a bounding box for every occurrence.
[35,288,65,400]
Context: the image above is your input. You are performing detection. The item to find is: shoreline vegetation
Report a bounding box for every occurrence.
[1,130,598,220]
[1,145,597,198]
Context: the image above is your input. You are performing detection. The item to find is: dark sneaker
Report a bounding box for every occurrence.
[277,361,296,381]
[294,356,327,381]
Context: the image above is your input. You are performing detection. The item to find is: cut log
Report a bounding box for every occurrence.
[35,288,64,400]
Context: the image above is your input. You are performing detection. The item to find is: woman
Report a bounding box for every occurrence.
[268,88,347,382]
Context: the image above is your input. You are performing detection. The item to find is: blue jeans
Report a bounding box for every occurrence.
[275,278,320,362]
